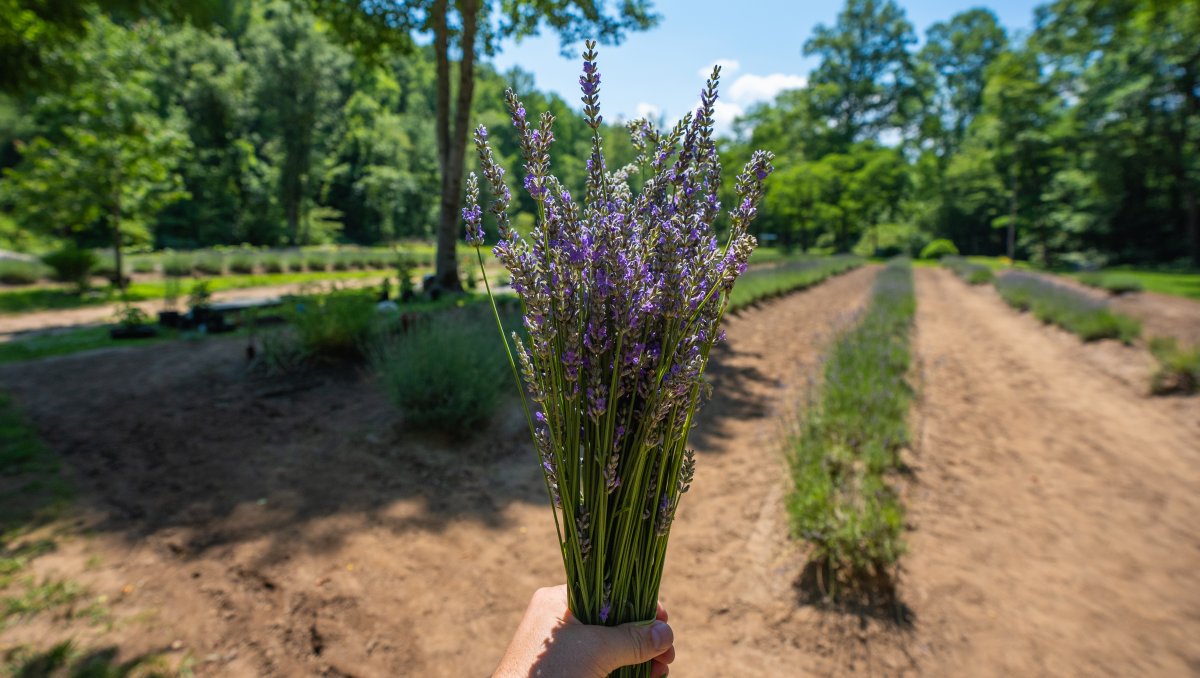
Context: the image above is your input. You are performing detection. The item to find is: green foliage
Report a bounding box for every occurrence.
[228,251,257,274]
[787,260,915,594]
[0,259,46,285]
[162,253,192,277]
[40,244,98,291]
[1077,272,1143,295]
[370,309,510,430]
[995,272,1140,343]
[193,253,224,276]
[285,290,376,359]
[728,256,863,310]
[941,255,994,284]
[919,238,959,260]
[1148,337,1200,396]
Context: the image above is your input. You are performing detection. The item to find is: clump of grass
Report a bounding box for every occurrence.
[41,245,97,292]
[1149,337,1200,395]
[261,254,285,274]
[0,259,46,286]
[996,272,1140,343]
[371,309,511,430]
[304,252,329,272]
[285,256,305,272]
[727,255,862,310]
[285,290,375,360]
[130,257,155,275]
[941,256,994,285]
[1078,271,1144,295]
[787,259,914,598]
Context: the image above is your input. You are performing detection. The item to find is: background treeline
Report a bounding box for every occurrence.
[1,0,1196,270]
[727,0,1198,267]
[0,0,639,255]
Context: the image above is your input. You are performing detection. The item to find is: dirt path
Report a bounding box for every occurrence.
[0,267,883,676]
[905,268,1200,676]
[0,278,388,341]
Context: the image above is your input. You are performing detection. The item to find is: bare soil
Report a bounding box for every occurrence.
[2,264,1197,677]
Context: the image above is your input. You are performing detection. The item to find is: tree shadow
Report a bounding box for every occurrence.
[7,640,174,678]
[688,340,778,452]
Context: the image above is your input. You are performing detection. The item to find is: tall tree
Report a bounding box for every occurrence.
[308,0,658,290]
[919,8,1007,158]
[803,0,920,148]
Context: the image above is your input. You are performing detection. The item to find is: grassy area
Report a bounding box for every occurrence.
[0,326,181,365]
[786,259,914,598]
[1149,337,1200,395]
[964,256,1200,301]
[941,256,995,285]
[1077,271,1143,295]
[728,255,863,311]
[995,272,1140,343]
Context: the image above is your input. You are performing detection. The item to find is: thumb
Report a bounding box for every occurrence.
[589,619,673,671]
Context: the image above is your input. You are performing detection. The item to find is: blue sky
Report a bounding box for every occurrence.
[490,0,1042,133]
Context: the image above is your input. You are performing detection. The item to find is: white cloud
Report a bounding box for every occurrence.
[697,59,740,80]
[728,73,807,106]
[712,101,745,131]
[635,102,661,120]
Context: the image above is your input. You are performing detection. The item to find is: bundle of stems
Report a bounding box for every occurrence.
[464,41,773,678]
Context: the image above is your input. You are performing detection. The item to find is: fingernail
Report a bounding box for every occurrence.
[650,620,670,649]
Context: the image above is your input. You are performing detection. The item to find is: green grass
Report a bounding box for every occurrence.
[1149,337,1200,395]
[786,259,914,597]
[728,255,863,311]
[941,256,995,285]
[1076,271,1144,295]
[0,326,178,365]
[995,272,1141,343]
[1075,268,1200,300]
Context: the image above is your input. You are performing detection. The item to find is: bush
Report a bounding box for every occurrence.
[286,256,305,272]
[261,255,285,274]
[193,253,224,276]
[286,290,375,359]
[1149,337,1200,395]
[371,309,510,430]
[304,253,328,272]
[229,252,256,274]
[41,245,98,291]
[787,260,914,594]
[941,256,994,285]
[1079,272,1144,295]
[919,238,959,260]
[0,259,47,285]
[131,258,155,274]
[253,329,309,376]
[996,272,1140,343]
[162,254,192,277]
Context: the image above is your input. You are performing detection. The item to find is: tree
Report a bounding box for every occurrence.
[1,14,189,288]
[803,0,920,148]
[919,8,1007,158]
[308,0,658,290]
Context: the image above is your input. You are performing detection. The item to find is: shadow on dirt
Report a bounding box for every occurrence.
[793,560,915,629]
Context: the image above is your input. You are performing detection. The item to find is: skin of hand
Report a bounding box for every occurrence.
[493,585,676,678]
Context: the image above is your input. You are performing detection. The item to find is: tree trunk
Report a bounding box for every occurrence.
[111,188,125,292]
[1007,166,1018,261]
[432,0,479,293]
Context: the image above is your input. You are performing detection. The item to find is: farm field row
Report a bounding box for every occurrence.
[0,265,1196,675]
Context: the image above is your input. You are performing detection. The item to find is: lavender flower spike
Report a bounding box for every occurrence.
[463,42,773,677]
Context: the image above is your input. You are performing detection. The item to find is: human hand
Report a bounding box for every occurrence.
[493,585,676,678]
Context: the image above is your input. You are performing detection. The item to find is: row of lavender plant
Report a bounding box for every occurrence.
[464,41,773,677]
[940,255,994,285]
[786,259,915,599]
[994,271,1140,343]
[727,254,862,311]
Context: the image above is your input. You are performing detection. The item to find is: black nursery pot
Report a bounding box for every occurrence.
[110,325,158,340]
[158,310,182,327]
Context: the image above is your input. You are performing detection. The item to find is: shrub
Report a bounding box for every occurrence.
[286,290,375,359]
[919,238,959,260]
[261,255,285,274]
[996,272,1140,343]
[0,259,47,285]
[304,252,328,272]
[787,260,914,595]
[371,309,510,430]
[162,254,192,277]
[193,253,224,276]
[1079,272,1143,295]
[41,244,97,291]
[285,256,304,272]
[253,329,309,376]
[131,257,155,274]
[941,256,994,285]
[1149,337,1200,395]
[228,252,256,274]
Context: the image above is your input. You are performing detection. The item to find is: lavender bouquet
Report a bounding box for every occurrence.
[464,41,772,677]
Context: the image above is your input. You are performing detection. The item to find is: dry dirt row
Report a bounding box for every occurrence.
[2,263,1197,676]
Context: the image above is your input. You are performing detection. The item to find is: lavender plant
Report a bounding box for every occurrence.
[463,41,773,675]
